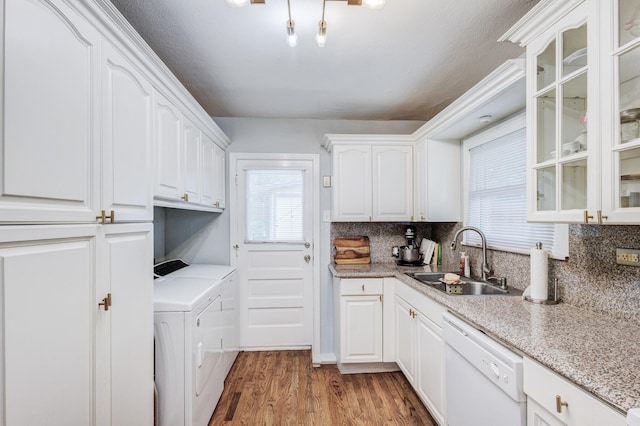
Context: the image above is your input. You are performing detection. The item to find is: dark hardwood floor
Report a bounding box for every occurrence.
[209,350,437,425]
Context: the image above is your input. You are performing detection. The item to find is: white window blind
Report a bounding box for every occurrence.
[464,116,567,258]
[245,169,305,243]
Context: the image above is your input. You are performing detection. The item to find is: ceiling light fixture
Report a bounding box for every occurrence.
[316,0,327,47]
[225,0,383,47]
[286,0,297,47]
[225,0,264,7]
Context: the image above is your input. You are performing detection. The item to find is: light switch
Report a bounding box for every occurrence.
[322,176,331,187]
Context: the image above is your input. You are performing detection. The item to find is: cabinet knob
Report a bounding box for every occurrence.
[583,210,594,224]
[555,395,568,413]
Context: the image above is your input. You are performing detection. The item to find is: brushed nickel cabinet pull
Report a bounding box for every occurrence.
[583,210,593,223]
[182,193,189,202]
[555,395,568,413]
[361,284,365,292]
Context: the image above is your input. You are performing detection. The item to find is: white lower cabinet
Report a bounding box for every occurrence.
[333,277,397,372]
[338,278,383,363]
[524,357,625,426]
[394,283,446,426]
[0,223,153,426]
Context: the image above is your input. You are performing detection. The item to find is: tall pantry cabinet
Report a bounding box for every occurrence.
[0,0,229,424]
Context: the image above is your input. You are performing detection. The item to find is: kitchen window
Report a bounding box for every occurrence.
[462,113,568,259]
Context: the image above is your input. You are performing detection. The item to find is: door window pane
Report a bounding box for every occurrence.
[245,169,305,242]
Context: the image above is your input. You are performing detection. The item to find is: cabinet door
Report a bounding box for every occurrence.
[213,143,226,209]
[221,271,239,376]
[154,91,182,201]
[332,145,372,221]
[600,0,640,223]
[1,0,100,223]
[372,145,413,221]
[201,136,216,206]
[182,117,201,204]
[201,137,225,209]
[394,296,416,384]
[96,223,154,426]
[416,312,445,426]
[527,2,599,222]
[0,225,98,425]
[527,398,567,426]
[102,42,153,221]
[340,295,382,363]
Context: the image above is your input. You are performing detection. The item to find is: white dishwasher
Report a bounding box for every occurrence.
[442,312,526,426]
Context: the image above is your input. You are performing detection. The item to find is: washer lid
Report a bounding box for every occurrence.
[153,276,222,312]
[165,264,236,280]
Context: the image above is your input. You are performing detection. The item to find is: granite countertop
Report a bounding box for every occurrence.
[330,263,640,414]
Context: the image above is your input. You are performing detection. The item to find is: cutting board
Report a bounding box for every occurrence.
[334,236,371,264]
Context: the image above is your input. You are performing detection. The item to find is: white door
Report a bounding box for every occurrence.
[232,156,316,349]
[0,225,98,425]
[154,91,182,201]
[1,0,101,223]
[340,295,383,363]
[372,145,413,221]
[182,117,201,204]
[102,41,154,221]
[96,223,154,426]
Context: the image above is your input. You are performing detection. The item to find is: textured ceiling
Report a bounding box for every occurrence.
[109,0,540,121]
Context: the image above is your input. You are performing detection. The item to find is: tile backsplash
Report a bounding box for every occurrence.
[331,222,640,325]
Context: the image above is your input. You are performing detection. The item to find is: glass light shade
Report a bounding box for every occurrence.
[287,33,297,47]
[316,21,327,47]
[362,0,385,10]
[226,0,250,7]
[287,20,297,47]
[316,32,326,47]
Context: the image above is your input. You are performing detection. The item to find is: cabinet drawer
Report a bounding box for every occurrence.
[340,278,383,295]
[523,357,625,426]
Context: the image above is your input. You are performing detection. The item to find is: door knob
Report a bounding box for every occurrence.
[304,255,311,262]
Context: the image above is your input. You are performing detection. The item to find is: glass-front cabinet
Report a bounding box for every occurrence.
[526,1,596,222]
[503,0,640,224]
[600,0,640,221]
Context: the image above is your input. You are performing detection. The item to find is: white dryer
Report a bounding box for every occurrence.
[153,262,237,426]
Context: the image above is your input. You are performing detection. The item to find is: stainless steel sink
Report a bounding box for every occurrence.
[405,272,521,296]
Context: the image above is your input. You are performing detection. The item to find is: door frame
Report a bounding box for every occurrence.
[229,152,321,363]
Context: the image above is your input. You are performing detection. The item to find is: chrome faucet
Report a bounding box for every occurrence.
[450,226,491,281]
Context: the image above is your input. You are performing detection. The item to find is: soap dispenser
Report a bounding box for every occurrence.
[460,252,470,277]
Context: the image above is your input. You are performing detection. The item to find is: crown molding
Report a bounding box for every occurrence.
[322,134,416,151]
[498,0,585,46]
[412,58,525,141]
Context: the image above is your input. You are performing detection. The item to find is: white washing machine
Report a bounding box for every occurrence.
[153,261,237,426]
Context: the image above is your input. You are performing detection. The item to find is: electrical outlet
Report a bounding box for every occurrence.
[616,248,640,266]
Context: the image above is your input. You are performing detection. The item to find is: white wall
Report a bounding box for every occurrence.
[160,117,424,356]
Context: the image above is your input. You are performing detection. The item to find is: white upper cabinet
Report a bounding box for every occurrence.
[325,137,413,222]
[154,90,183,201]
[503,0,640,224]
[102,41,153,222]
[332,144,372,221]
[413,139,461,222]
[153,93,226,211]
[1,0,101,223]
[182,116,202,204]
[600,0,640,223]
[372,145,414,221]
[213,142,226,209]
